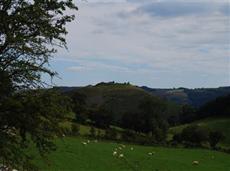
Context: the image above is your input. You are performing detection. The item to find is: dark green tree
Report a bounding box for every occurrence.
[71,92,88,123]
[121,97,169,142]
[90,126,96,138]
[104,128,117,140]
[0,0,77,170]
[209,131,224,149]
[0,90,72,170]
[71,123,80,136]
[89,106,113,129]
[181,125,209,147]
[179,104,196,124]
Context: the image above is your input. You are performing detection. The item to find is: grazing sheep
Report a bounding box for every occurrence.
[113,151,117,156]
[82,142,87,145]
[119,154,124,158]
[148,152,153,155]
[130,147,134,151]
[192,161,199,165]
[0,165,18,171]
[87,140,90,143]
[118,147,122,150]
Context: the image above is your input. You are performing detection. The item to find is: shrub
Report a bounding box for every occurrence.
[104,128,118,140]
[121,130,136,142]
[71,123,80,135]
[181,125,209,147]
[209,131,224,149]
[173,133,182,143]
[90,126,96,138]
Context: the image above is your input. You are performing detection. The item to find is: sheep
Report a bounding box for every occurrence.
[82,142,87,145]
[121,144,126,148]
[119,154,124,158]
[0,165,18,171]
[113,151,117,156]
[130,147,134,151]
[192,161,199,165]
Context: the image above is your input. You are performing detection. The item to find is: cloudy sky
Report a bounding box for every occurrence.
[48,0,230,88]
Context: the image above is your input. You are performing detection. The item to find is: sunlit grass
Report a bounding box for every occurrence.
[34,137,230,171]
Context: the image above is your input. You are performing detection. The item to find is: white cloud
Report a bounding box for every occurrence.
[55,0,230,87]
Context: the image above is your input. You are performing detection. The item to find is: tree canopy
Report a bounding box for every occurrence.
[0,0,77,89]
[0,0,77,170]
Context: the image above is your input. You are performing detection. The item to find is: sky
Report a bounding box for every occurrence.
[46,0,230,88]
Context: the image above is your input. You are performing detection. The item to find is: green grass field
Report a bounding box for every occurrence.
[34,137,230,171]
[169,117,230,147]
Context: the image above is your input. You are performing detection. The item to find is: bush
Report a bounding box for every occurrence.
[121,130,136,142]
[181,125,209,147]
[90,126,96,138]
[209,131,224,149]
[71,123,80,135]
[173,133,182,143]
[104,128,118,140]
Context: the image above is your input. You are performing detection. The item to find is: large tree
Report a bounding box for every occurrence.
[0,0,77,89]
[0,0,77,170]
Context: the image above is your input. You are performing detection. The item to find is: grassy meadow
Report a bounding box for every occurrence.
[34,137,230,171]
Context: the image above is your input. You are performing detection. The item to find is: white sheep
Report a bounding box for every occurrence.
[82,142,87,145]
[121,144,126,148]
[192,160,199,165]
[119,154,124,158]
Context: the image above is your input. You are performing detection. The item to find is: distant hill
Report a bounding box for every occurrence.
[56,82,181,124]
[55,83,230,109]
[141,86,230,107]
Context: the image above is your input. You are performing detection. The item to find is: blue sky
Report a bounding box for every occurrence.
[46,0,230,88]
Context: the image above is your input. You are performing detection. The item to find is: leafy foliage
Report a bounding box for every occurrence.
[0,0,77,89]
[0,0,77,169]
[199,95,230,118]
[173,125,209,147]
[121,97,169,142]
[0,90,72,170]
[209,131,224,149]
[89,106,113,129]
